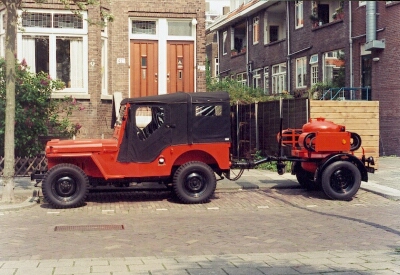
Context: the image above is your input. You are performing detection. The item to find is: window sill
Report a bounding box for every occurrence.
[51,93,90,100]
[264,39,286,47]
[386,1,400,7]
[312,19,343,30]
[101,94,113,100]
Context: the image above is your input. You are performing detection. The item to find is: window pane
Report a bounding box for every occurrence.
[168,21,191,36]
[223,31,227,55]
[22,36,49,74]
[132,20,156,35]
[54,14,83,29]
[22,12,51,28]
[56,37,83,88]
[136,106,165,140]
[323,49,345,87]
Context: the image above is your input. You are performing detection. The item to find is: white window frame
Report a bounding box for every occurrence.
[16,9,88,95]
[252,68,262,88]
[253,16,259,44]
[263,67,269,94]
[296,56,307,88]
[237,72,247,87]
[309,54,318,86]
[222,31,227,55]
[272,63,286,94]
[264,11,286,44]
[359,1,366,6]
[101,18,108,96]
[214,57,219,77]
[311,65,318,86]
[295,1,304,29]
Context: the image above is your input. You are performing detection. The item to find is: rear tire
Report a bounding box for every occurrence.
[321,161,361,201]
[173,161,216,204]
[42,163,89,208]
[294,162,319,190]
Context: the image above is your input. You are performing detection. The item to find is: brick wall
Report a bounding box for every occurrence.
[21,1,206,139]
[351,1,400,156]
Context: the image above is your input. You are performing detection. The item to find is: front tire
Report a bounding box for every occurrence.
[321,161,361,201]
[173,161,217,204]
[42,163,89,208]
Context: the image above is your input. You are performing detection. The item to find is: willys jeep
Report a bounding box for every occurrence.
[36,91,232,208]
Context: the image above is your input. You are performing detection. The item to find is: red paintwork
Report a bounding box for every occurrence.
[45,101,231,180]
[280,117,357,173]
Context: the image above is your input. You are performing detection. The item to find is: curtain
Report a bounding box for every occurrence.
[70,39,83,88]
[22,37,36,73]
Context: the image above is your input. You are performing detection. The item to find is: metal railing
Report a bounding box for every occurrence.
[321,87,371,101]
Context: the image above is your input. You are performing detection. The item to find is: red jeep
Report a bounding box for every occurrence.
[38,92,231,208]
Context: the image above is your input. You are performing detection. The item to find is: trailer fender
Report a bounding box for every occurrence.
[316,153,368,183]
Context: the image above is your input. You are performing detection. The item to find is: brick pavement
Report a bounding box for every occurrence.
[1,157,400,274]
[1,189,400,274]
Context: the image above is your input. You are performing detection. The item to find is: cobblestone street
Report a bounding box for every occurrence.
[1,189,399,265]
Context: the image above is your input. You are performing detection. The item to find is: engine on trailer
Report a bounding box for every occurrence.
[231,117,375,201]
[282,117,361,158]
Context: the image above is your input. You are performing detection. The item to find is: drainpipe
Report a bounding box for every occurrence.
[286,1,290,94]
[366,1,376,43]
[349,1,353,87]
[216,31,220,79]
[246,17,250,87]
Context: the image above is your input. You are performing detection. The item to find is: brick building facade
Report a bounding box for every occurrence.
[1,0,206,139]
[208,0,400,156]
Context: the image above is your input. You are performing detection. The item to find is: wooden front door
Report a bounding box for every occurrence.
[167,41,194,93]
[130,40,158,98]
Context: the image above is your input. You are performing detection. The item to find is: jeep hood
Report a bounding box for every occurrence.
[46,138,118,154]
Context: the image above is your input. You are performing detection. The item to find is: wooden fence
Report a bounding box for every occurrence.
[231,98,309,158]
[310,100,379,166]
[0,155,47,177]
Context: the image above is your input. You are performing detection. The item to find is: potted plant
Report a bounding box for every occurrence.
[309,14,319,27]
[332,6,344,20]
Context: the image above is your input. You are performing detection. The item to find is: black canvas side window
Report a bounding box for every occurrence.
[135,106,165,140]
[195,105,222,117]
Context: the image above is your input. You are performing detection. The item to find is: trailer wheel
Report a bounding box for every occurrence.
[350,132,362,151]
[42,163,89,208]
[294,162,319,190]
[173,161,216,204]
[321,161,361,201]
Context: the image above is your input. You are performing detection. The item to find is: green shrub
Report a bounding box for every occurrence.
[205,60,292,104]
[0,58,82,157]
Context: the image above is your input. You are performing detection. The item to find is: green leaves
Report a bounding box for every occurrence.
[0,58,81,157]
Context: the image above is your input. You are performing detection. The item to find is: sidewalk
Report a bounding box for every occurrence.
[1,157,400,210]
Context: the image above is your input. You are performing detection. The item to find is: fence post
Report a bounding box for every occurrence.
[236,101,239,158]
[255,101,259,151]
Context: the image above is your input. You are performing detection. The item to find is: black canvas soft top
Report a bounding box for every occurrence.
[117,91,231,163]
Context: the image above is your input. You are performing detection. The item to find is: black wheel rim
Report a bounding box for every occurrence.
[183,172,208,198]
[52,175,79,200]
[329,168,355,193]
